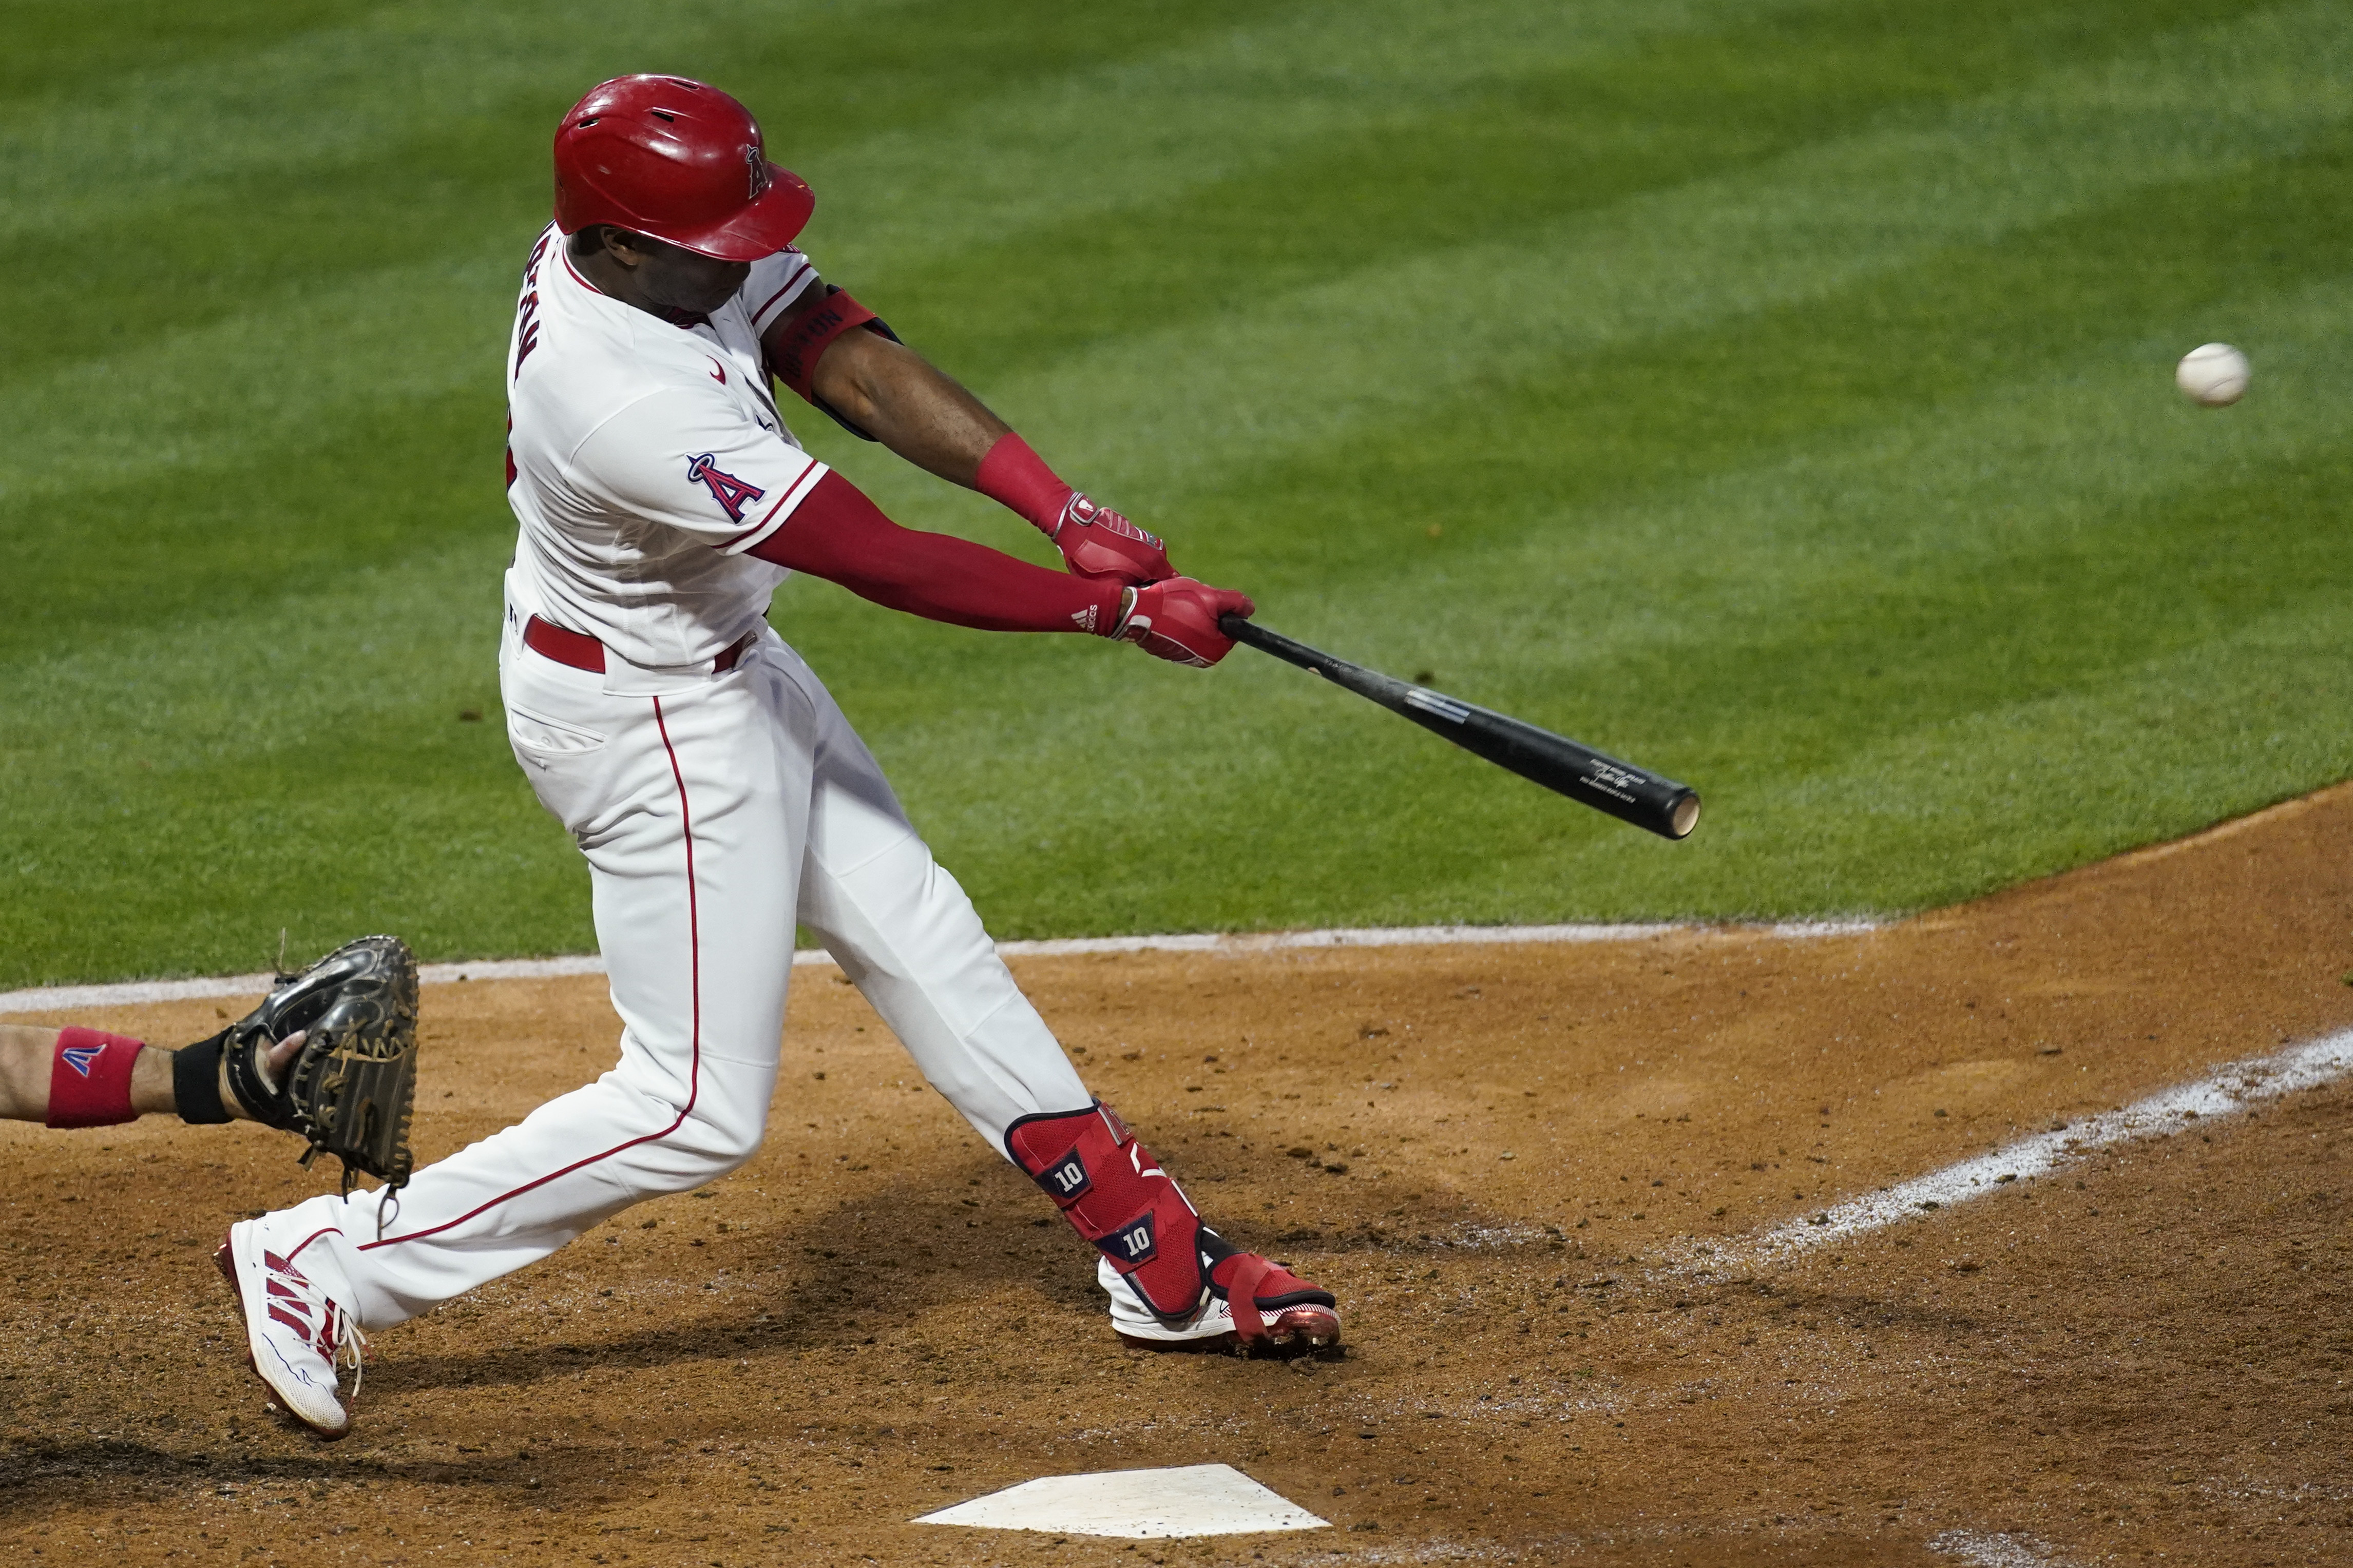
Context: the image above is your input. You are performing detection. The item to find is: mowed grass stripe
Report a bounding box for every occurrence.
[6,0,2326,630]
[0,253,513,501]
[0,0,354,104]
[879,0,2349,513]
[0,0,837,233]
[802,264,2353,931]
[0,0,1742,287]
[8,0,2270,397]
[3,1,2348,980]
[0,541,551,984]
[0,0,1841,411]
[9,249,2340,974]
[18,0,2287,416]
[791,0,1858,282]
[0,0,1283,382]
[854,0,2283,380]
[1199,134,2353,702]
[1688,598,2353,916]
[0,0,1840,649]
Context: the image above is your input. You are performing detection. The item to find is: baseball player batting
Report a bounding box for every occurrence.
[217,74,1338,1438]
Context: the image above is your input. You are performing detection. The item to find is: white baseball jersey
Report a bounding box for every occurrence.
[503,223,831,671]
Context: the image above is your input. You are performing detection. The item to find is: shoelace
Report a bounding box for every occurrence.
[320,1298,369,1401]
[265,1253,368,1399]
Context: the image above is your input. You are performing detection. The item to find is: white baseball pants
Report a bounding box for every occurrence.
[277,611,1091,1330]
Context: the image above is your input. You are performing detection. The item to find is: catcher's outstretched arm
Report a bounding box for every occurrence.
[0,1022,301,1124]
[0,934,418,1190]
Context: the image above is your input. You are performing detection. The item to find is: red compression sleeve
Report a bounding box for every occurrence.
[769,289,879,401]
[47,1028,143,1128]
[974,433,1075,535]
[751,471,1123,634]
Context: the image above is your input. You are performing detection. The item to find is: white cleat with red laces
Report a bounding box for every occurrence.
[215,1219,366,1439]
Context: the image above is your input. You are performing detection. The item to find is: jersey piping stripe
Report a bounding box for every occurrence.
[358,699,704,1253]
[749,260,815,328]
[720,459,827,553]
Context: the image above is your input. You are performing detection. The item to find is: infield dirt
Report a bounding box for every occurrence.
[3,788,2350,1565]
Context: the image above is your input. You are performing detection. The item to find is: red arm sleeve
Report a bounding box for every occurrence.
[748,470,1123,635]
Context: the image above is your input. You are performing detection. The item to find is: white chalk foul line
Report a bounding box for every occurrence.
[0,920,1877,1017]
[983,920,1877,958]
[0,956,611,1015]
[1684,1027,2353,1273]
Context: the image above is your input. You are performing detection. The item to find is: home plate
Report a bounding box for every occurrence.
[913,1463,1329,1538]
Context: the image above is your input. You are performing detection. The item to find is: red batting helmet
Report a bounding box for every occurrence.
[552,75,814,261]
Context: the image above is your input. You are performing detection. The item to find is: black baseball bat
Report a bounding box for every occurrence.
[1219,615,1700,840]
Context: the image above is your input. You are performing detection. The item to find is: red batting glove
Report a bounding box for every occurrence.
[1051,493,1174,585]
[1107,578,1255,667]
[975,433,1175,586]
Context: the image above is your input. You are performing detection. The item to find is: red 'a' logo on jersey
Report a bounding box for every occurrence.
[686,453,766,522]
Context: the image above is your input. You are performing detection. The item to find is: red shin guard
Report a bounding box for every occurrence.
[46,1028,143,1128]
[1006,1102,1215,1327]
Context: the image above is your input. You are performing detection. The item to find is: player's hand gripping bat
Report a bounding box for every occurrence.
[1217,615,1700,840]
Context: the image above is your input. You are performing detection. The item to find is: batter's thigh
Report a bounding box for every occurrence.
[311,641,824,1329]
[774,640,1088,1147]
[510,642,818,1124]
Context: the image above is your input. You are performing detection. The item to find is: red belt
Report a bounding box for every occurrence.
[523,614,755,675]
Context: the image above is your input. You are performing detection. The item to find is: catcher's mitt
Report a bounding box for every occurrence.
[218,935,419,1191]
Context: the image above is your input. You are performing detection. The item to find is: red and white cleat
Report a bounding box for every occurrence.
[1004,1101,1342,1355]
[215,1218,366,1439]
[1101,1252,1342,1353]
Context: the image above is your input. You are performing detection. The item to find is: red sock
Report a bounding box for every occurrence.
[47,1029,143,1128]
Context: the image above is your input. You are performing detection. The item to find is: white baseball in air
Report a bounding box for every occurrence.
[2175,342,2249,407]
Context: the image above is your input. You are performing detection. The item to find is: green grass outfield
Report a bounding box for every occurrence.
[3,0,2350,986]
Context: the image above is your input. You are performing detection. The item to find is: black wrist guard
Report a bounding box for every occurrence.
[173,1031,233,1125]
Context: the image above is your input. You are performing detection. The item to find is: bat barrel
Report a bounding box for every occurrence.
[1221,615,1700,841]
